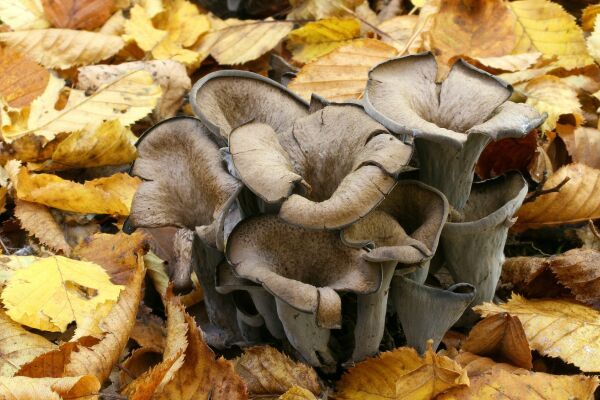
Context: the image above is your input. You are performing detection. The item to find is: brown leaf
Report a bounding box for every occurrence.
[120,347,163,388]
[548,249,600,309]
[515,163,600,229]
[475,129,538,179]
[234,346,321,398]
[501,256,568,299]
[42,0,114,30]
[279,386,318,400]
[558,126,600,169]
[130,306,166,352]
[14,199,71,255]
[0,47,49,108]
[73,231,147,285]
[452,351,522,376]
[463,313,532,369]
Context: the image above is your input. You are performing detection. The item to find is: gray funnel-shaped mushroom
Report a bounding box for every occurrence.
[442,172,528,324]
[226,215,382,367]
[341,180,448,361]
[363,53,544,209]
[391,275,475,353]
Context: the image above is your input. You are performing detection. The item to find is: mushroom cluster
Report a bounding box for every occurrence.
[127,53,544,368]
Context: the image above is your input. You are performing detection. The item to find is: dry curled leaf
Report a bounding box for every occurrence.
[334,343,469,399]
[0,375,100,399]
[501,256,568,299]
[234,346,321,398]
[0,29,124,69]
[475,129,538,179]
[42,0,114,30]
[548,249,600,310]
[475,294,600,372]
[0,47,49,108]
[288,39,397,102]
[130,306,166,352]
[462,313,532,369]
[558,126,600,169]
[14,199,71,255]
[144,252,203,307]
[0,0,50,30]
[516,163,600,229]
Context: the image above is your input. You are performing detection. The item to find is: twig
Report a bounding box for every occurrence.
[0,236,10,255]
[340,5,399,44]
[408,5,419,15]
[523,175,570,204]
[398,14,431,56]
[589,219,600,241]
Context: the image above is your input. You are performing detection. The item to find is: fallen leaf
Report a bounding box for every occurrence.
[475,129,538,179]
[334,343,469,399]
[288,39,397,101]
[145,251,203,307]
[42,0,114,30]
[583,4,600,31]
[516,163,600,229]
[280,386,318,400]
[427,0,517,70]
[73,231,147,285]
[286,18,361,63]
[0,0,50,30]
[154,0,210,48]
[547,249,600,309]
[130,306,166,352]
[462,313,532,369]
[501,256,568,299]
[234,346,321,398]
[287,0,363,20]
[475,294,600,372]
[0,375,100,399]
[510,0,594,69]
[587,16,600,64]
[120,347,163,388]
[558,126,600,169]
[0,29,124,69]
[11,166,141,216]
[50,120,137,169]
[14,199,71,254]
[451,352,522,376]
[197,17,293,65]
[472,52,542,73]
[77,60,191,120]
[377,15,422,52]
[0,256,39,286]
[0,308,56,377]
[0,47,49,108]
[523,75,582,132]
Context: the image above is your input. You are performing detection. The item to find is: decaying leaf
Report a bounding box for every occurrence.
[523,75,582,132]
[510,0,594,69]
[475,129,538,179]
[558,126,600,169]
[501,256,567,299]
[1,255,124,332]
[14,199,71,254]
[475,294,600,372]
[196,17,293,65]
[0,309,56,377]
[377,14,422,52]
[583,4,600,31]
[286,18,361,63]
[11,165,141,216]
[288,39,397,101]
[0,29,124,69]
[334,344,469,399]
[234,346,321,398]
[516,163,600,229]
[0,0,50,30]
[472,52,543,73]
[0,47,49,108]
[41,0,114,30]
[462,313,532,369]
[548,249,600,309]
[0,375,100,399]
[280,386,318,400]
[130,306,166,352]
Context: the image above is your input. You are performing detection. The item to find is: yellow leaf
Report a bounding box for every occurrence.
[123,4,168,52]
[11,165,141,216]
[145,252,203,307]
[51,120,137,169]
[334,344,469,399]
[509,0,594,69]
[475,294,600,372]
[151,38,200,66]
[286,18,361,63]
[14,199,71,255]
[280,386,318,400]
[288,39,397,101]
[582,4,600,31]
[0,375,100,399]
[0,0,49,30]
[0,308,56,377]
[4,71,161,142]
[516,163,600,229]
[523,75,582,132]
[287,0,364,20]
[587,16,600,64]
[155,0,210,47]
[0,255,39,285]
[196,17,293,65]
[1,255,123,332]
[0,29,124,69]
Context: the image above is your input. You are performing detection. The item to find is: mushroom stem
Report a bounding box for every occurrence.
[391,275,475,353]
[415,134,490,210]
[248,290,285,339]
[351,261,396,362]
[275,299,336,368]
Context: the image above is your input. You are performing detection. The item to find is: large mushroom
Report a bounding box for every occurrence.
[191,71,413,230]
[127,116,244,346]
[363,52,544,210]
[226,215,382,367]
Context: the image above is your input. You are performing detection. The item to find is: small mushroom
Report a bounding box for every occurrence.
[128,116,244,346]
[391,275,475,353]
[226,215,382,367]
[442,172,528,324]
[364,52,545,209]
[191,70,413,230]
[341,180,448,361]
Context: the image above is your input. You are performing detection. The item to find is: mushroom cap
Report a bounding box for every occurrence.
[229,103,413,229]
[190,70,310,145]
[364,52,545,149]
[342,180,448,265]
[225,215,382,329]
[129,117,241,249]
